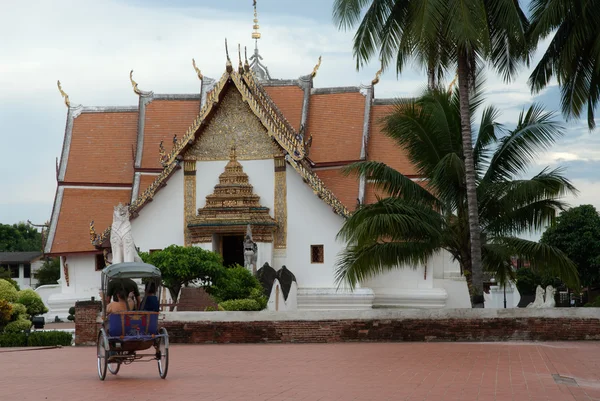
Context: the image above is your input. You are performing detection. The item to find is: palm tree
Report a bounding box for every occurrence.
[333,0,531,300]
[335,87,580,294]
[528,0,600,130]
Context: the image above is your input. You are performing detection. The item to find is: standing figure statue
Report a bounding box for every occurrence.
[110,203,142,264]
[243,224,258,274]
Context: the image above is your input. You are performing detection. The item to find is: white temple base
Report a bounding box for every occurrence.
[371,288,449,309]
[297,288,375,310]
[43,292,99,321]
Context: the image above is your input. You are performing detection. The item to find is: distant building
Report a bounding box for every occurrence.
[0,252,43,289]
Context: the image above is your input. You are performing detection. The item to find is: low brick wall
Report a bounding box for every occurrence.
[74,300,102,345]
[74,307,600,345]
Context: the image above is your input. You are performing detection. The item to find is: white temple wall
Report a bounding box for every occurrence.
[62,253,100,297]
[196,159,275,211]
[132,169,185,251]
[283,167,346,288]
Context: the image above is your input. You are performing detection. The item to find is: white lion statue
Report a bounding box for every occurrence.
[543,285,556,308]
[110,203,142,264]
[526,284,556,308]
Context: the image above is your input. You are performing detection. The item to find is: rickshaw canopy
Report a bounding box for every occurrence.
[101,262,162,280]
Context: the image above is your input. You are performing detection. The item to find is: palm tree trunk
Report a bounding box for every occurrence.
[457,50,484,307]
[427,66,436,89]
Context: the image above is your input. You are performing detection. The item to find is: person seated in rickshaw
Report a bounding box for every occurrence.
[106,288,135,315]
[141,282,160,312]
[105,278,141,309]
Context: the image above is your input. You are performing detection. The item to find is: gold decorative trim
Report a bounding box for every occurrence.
[274,156,287,249]
[184,160,197,246]
[57,80,70,107]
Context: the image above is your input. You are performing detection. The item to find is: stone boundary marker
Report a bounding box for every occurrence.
[75,302,600,345]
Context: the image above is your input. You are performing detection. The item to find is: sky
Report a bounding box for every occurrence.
[0,0,599,241]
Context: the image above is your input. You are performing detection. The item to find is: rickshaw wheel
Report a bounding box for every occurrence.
[108,361,120,375]
[97,329,109,381]
[157,327,169,379]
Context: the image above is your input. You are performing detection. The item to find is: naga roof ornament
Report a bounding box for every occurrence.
[311,56,322,79]
[57,80,70,107]
[371,63,384,86]
[129,70,152,96]
[225,38,233,73]
[192,58,203,80]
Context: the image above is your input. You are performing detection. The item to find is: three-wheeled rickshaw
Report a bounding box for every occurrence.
[97,262,169,380]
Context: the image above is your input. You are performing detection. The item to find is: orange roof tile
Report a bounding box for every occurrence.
[264,85,304,131]
[51,188,131,254]
[141,99,200,169]
[139,174,160,194]
[307,92,365,163]
[315,168,359,211]
[368,104,418,175]
[364,180,432,205]
[64,112,138,184]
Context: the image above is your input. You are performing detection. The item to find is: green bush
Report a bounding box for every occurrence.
[4,318,32,333]
[16,289,48,318]
[0,332,26,347]
[0,300,12,327]
[515,269,540,296]
[67,306,75,322]
[9,303,27,321]
[249,287,267,310]
[209,265,264,303]
[28,331,72,346]
[0,268,20,291]
[584,296,600,307]
[0,280,18,302]
[0,331,73,347]
[219,298,262,311]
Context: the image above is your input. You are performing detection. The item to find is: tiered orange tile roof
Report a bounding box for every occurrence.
[45,64,420,256]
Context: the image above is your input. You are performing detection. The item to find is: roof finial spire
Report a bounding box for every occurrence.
[57,80,70,107]
[244,46,250,72]
[252,0,261,43]
[225,38,233,73]
[238,44,244,74]
[192,58,203,80]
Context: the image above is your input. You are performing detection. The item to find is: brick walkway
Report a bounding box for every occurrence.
[1,342,600,400]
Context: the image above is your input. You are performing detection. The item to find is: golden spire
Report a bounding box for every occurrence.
[192,58,203,80]
[244,46,250,72]
[311,56,322,78]
[238,44,244,74]
[371,63,384,86]
[252,0,261,40]
[225,38,233,73]
[229,142,237,161]
[130,70,143,95]
[57,80,70,107]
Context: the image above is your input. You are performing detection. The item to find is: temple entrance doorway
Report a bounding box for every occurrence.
[221,235,245,267]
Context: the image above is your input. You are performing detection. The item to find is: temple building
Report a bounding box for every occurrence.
[41,4,470,317]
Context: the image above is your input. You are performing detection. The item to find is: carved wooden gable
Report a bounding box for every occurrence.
[184,86,283,161]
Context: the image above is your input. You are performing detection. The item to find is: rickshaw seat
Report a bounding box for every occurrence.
[107,311,160,340]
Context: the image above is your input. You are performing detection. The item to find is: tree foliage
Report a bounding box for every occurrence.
[34,258,60,288]
[528,0,600,130]
[0,269,20,291]
[139,245,224,302]
[0,222,42,252]
[335,87,580,292]
[209,265,264,304]
[15,289,48,318]
[541,205,600,287]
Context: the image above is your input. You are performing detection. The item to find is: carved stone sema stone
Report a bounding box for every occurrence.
[188,145,277,243]
[276,265,297,301]
[256,262,277,297]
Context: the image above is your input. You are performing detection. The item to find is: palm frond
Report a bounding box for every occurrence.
[482,242,516,286]
[336,197,445,245]
[483,104,564,183]
[473,105,502,173]
[341,161,441,206]
[493,236,580,289]
[335,240,439,289]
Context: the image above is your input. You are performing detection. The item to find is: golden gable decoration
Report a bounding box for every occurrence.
[187,145,277,243]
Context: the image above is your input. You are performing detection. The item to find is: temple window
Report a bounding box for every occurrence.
[311,245,324,264]
[23,263,31,279]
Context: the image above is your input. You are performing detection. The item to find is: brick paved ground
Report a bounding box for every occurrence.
[1,342,600,401]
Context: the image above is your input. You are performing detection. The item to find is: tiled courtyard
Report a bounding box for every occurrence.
[2,342,600,401]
